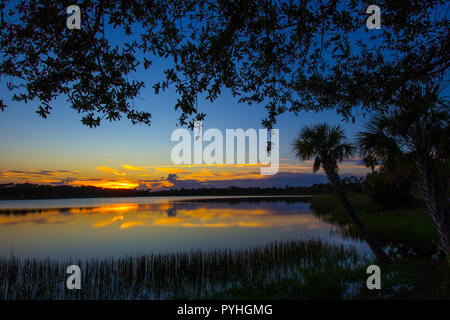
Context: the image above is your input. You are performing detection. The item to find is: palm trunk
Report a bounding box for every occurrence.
[322,161,392,264]
[416,155,450,259]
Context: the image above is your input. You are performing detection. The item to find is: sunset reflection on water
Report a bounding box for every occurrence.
[0,196,348,258]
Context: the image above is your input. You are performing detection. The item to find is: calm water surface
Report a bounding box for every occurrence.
[0,196,369,258]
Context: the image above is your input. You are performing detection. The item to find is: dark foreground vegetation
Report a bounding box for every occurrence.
[311,193,441,258]
[1,239,448,300]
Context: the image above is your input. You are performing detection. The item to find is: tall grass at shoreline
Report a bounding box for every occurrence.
[310,193,440,257]
[0,240,372,300]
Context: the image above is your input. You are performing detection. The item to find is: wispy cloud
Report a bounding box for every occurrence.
[0,169,79,178]
[154,167,190,174]
[0,158,369,190]
[96,166,125,176]
[122,164,149,171]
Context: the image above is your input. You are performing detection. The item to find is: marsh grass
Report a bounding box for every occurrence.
[310,193,440,256]
[0,240,372,300]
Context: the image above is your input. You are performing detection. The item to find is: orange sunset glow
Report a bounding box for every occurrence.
[0,160,371,190]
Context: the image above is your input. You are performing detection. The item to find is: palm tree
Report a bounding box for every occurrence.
[358,84,449,259]
[292,123,391,263]
[362,154,379,174]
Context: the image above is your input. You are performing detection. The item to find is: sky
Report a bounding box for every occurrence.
[0,76,371,190]
[0,7,376,190]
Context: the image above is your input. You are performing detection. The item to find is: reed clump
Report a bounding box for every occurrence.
[0,240,371,300]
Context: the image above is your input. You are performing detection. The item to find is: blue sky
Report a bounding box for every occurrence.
[0,3,392,189]
[0,69,370,190]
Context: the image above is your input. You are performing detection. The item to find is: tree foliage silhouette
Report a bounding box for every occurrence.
[0,0,448,128]
[358,83,450,258]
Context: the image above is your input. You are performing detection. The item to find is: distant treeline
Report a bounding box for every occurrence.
[0,178,366,200]
[0,181,363,200]
[148,184,333,197]
[0,183,151,200]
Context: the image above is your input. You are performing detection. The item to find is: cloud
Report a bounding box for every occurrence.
[70,178,139,189]
[167,174,178,184]
[137,178,174,189]
[137,174,204,191]
[0,169,79,178]
[167,174,205,189]
[49,178,77,186]
[154,167,190,174]
[182,169,264,182]
[135,183,150,191]
[96,166,125,176]
[0,158,370,191]
[137,171,333,191]
[122,164,149,171]
[201,172,330,188]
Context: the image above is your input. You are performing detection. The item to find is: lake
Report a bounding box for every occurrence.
[0,196,369,258]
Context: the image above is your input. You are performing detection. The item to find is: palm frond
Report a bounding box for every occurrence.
[292,123,355,170]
